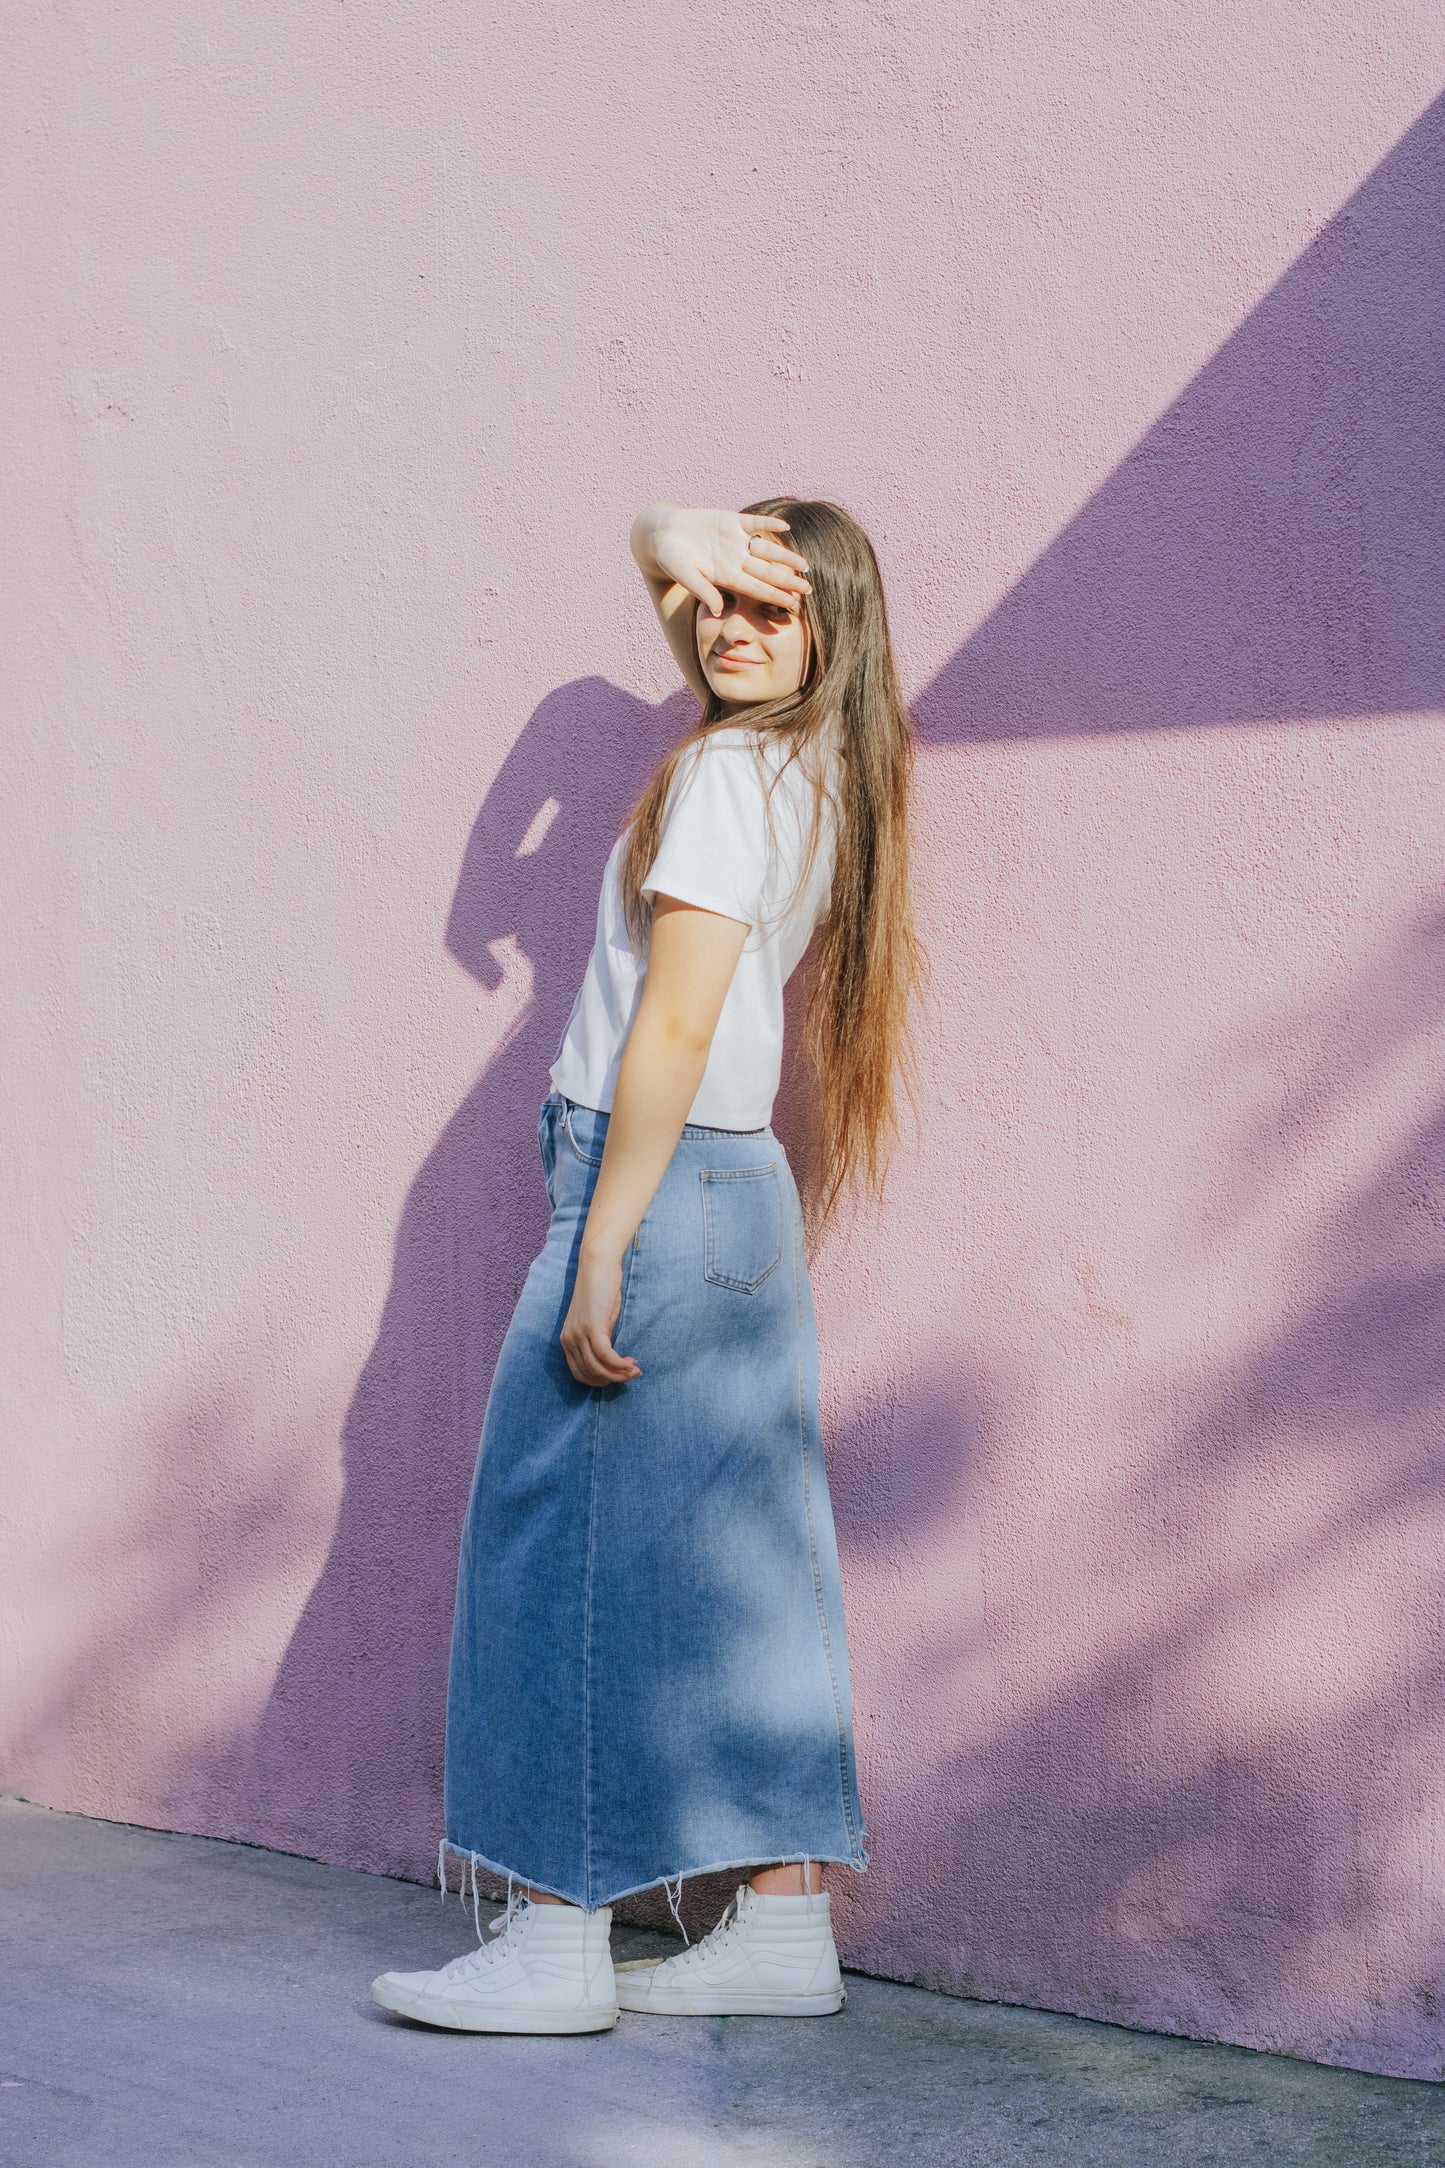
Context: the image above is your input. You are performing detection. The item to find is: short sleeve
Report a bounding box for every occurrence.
[640,739,773,930]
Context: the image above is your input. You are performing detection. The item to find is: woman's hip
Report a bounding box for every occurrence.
[539,1090,803,1276]
[489,1089,815,1436]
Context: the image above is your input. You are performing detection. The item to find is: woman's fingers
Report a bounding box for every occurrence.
[666,561,725,614]
[587,1325,636,1381]
[730,569,811,610]
[742,534,811,575]
[561,1325,640,1388]
[740,555,812,592]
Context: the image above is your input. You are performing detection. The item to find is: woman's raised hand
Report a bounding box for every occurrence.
[632,504,811,617]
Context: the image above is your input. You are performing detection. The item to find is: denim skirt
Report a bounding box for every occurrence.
[443,1089,868,1910]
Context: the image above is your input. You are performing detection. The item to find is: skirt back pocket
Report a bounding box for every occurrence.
[701,1164,782,1293]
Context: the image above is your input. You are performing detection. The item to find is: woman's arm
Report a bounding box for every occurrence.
[630,503,811,702]
[559,894,749,1388]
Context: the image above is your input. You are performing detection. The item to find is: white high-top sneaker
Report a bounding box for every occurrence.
[614,1883,846,2016]
[372,1897,617,2034]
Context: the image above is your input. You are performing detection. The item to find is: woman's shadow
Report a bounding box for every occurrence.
[248,676,689,1875]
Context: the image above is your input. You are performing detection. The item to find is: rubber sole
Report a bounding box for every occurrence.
[371,1978,619,2033]
[613,1967,846,2017]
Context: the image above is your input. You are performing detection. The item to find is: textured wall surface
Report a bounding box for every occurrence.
[4,2,1444,2079]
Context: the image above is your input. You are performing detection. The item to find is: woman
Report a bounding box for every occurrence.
[373,498,922,2034]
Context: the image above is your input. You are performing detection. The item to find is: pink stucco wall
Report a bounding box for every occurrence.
[4,3,1443,2079]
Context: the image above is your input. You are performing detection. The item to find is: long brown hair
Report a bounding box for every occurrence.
[619,497,925,1240]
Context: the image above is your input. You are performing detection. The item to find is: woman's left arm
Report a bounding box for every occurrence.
[559,895,748,1388]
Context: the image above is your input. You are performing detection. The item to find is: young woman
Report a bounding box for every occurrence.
[373,498,922,2034]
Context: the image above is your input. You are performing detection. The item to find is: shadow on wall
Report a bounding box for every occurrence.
[823,98,1445,2073]
[2,1378,341,1826]
[825,913,1445,2081]
[237,680,690,1874]
[919,93,1444,742]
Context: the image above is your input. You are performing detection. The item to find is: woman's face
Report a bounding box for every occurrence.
[696,591,810,705]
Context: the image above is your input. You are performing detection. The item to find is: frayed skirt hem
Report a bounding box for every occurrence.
[438,1833,870,1915]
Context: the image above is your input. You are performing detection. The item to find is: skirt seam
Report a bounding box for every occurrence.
[583,1228,643,1910]
[793,1214,866,1867]
[581,1376,602,1910]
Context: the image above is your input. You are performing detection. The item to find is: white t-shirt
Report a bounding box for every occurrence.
[548,723,840,1130]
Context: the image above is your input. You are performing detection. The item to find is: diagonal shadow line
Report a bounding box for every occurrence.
[916,92,1445,743]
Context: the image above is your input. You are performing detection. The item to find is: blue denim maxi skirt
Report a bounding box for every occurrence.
[443,1089,868,1910]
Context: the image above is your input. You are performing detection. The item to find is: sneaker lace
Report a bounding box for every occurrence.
[433,1887,533,1981]
[439,1846,535,1949]
[675,1888,746,1969]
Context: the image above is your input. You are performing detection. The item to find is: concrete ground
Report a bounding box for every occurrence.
[2,1798,1441,2168]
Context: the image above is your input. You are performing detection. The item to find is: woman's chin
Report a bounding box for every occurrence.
[709,681,773,706]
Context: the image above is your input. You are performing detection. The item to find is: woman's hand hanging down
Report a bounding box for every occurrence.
[560,1244,635,1393]
[558,895,749,1389]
